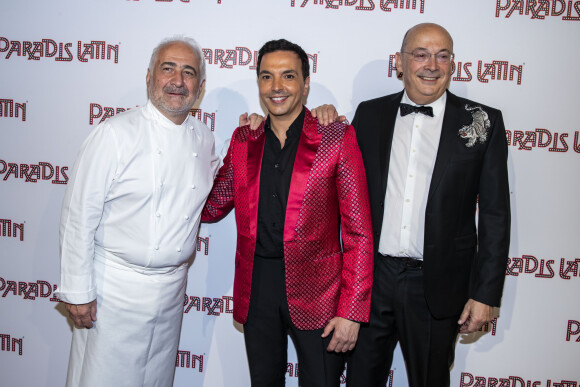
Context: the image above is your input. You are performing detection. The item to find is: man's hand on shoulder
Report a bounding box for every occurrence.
[238,112,264,130]
[458,298,494,333]
[310,104,347,126]
[322,316,360,353]
[65,299,97,329]
[239,105,347,129]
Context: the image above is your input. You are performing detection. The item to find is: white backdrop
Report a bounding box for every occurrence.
[1,1,579,386]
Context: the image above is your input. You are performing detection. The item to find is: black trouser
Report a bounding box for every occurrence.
[346,253,459,387]
[243,255,345,387]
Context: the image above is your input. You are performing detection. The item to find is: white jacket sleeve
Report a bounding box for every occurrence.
[56,122,118,304]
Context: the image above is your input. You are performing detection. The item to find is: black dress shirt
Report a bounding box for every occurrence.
[254,108,305,258]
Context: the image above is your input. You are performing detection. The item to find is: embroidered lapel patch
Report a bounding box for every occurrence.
[458,104,490,148]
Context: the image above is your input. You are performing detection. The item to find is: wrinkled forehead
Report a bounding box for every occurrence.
[156,42,200,68]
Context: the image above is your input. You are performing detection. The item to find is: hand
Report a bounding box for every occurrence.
[65,299,97,329]
[239,112,264,130]
[457,298,493,333]
[322,317,360,352]
[310,104,347,126]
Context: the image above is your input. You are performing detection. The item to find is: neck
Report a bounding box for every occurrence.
[149,101,188,125]
[270,120,289,148]
[406,90,446,106]
[269,110,301,147]
[165,112,188,125]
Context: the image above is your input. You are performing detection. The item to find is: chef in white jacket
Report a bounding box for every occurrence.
[56,36,220,387]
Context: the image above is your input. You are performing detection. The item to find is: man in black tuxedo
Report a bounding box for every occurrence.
[344,23,511,387]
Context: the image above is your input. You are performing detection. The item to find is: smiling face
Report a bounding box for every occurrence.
[395,23,454,105]
[146,41,205,124]
[258,50,310,129]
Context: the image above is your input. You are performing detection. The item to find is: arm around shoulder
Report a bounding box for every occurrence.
[201,130,238,223]
[334,125,374,323]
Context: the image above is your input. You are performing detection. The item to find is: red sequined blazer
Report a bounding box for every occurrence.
[202,108,374,330]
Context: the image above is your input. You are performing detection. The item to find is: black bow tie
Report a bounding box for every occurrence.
[400,103,433,117]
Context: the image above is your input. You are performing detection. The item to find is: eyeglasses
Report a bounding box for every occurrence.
[402,49,454,64]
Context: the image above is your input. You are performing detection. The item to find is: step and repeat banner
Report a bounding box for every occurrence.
[1,0,579,386]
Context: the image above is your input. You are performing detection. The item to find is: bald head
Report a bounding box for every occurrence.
[401,23,453,53]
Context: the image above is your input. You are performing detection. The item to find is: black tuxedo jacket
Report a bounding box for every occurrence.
[352,90,510,319]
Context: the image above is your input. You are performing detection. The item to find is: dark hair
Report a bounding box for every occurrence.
[256,39,310,79]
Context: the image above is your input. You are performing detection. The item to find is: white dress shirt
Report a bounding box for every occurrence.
[378,92,446,259]
[57,100,220,304]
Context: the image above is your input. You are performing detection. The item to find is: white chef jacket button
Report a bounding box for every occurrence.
[156,149,162,155]
[156,212,161,217]
[185,215,190,220]
[189,125,194,130]
[192,152,198,157]
[154,245,159,250]
[160,182,164,187]
[191,184,196,189]
[177,247,182,252]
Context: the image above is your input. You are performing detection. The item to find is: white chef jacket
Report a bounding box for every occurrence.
[57,99,219,304]
[56,100,219,387]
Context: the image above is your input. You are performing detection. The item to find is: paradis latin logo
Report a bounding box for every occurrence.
[0,37,120,63]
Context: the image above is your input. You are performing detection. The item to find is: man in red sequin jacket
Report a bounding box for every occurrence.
[202,39,374,387]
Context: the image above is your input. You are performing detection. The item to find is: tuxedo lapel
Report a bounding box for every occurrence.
[428,91,462,201]
[246,125,266,239]
[284,111,322,242]
[380,92,404,198]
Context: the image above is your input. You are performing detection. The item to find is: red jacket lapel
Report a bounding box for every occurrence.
[284,109,322,242]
